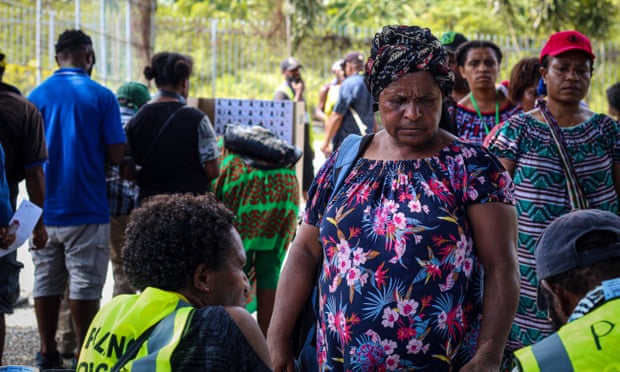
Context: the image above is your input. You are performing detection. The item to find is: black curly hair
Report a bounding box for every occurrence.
[123,193,236,292]
[55,29,93,55]
[143,52,193,88]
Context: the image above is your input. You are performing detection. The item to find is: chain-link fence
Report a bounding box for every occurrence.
[2,0,619,112]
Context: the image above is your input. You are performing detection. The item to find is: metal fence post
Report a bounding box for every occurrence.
[99,0,106,82]
[211,18,217,98]
[74,0,80,29]
[35,0,42,85]
[48,11,56,74]
[125,0,131,81]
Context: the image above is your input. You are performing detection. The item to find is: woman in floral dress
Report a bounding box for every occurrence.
[268,25,519,372]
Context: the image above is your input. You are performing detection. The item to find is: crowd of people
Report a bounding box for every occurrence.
[0,22,617,372]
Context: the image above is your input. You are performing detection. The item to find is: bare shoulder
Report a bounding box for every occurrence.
[223,306,273,368]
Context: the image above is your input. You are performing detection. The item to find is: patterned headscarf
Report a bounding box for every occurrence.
[365,25,454,110]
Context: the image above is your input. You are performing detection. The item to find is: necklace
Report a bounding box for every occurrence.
[469,91,499,135]
[157,89,186,104]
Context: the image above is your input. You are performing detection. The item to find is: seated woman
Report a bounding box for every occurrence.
[76,193,272,371]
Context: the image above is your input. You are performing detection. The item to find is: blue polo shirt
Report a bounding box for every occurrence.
[29,67,125,226]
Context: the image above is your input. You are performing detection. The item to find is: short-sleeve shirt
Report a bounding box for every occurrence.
[456,101,521,145]
[305,137,514,371]
[488,112,620,351]
[29,67,125,226]
[0,91,47,208]
[332,74,374,149]
[172,306,272,371]
[126,102,219,200]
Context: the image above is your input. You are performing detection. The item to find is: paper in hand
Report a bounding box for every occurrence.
[0,200,43,258]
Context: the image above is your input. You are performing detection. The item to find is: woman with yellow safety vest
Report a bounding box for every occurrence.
[77,193,273,371]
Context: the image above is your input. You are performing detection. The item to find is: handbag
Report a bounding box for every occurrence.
[291,133,374,371]
[223,124,302,170]
[536,99,590,209]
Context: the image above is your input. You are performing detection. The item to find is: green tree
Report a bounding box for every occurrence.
[493,0,617,40]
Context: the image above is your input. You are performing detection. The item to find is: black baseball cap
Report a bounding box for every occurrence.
[535,209,620,311]
[281,57,302,72]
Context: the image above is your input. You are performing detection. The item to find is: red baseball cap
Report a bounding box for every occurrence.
[540,30,595,62]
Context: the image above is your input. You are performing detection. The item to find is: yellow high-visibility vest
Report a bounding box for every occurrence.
[514,298,620,372]
[77,287,194,372]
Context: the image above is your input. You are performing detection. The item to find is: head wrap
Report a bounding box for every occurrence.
[365,25,454,111]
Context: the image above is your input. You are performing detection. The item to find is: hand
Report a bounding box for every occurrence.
[321,141,332,157]
[459,353,501,372]
[266,336,296,372]
[31,224,48,250]
[292,79,305,97]
[0,226,16,249]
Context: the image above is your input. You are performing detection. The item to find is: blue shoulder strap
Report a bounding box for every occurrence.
[330,133,373,200]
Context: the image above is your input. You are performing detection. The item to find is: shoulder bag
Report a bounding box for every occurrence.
[536,99,589,210]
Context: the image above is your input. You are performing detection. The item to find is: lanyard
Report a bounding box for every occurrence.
[469,91,499,135]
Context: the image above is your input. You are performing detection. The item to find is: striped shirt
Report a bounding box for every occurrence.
[488,112,620,351]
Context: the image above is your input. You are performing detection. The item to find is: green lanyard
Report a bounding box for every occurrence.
[469,91,499,135]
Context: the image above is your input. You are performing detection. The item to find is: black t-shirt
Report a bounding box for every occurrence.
[126,101,216,200]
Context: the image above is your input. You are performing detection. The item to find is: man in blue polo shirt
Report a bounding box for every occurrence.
[28,29,125,369]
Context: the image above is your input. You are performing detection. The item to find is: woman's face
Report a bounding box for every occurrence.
[378,71,443,149]
[542,51,592,104]
[208,228,249,307]
[459,47,500,91]
[521,85,539,112]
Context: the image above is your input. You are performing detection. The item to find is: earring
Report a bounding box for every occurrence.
[204,287,210,294]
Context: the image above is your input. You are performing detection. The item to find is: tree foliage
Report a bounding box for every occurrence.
[493,0,617,40]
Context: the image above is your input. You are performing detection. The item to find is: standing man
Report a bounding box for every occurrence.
[274,57,314,201]
[28,29,125,369]
[514,209,620,371]
[0,50,47,365]
[320,51,374,156]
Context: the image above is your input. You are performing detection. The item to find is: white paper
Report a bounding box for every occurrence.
[0,200,43,258]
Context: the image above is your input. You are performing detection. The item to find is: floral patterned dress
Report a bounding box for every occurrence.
[305,138,514,371]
